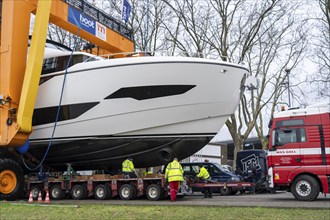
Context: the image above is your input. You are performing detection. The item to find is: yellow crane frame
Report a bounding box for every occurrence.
[0,0,134,147]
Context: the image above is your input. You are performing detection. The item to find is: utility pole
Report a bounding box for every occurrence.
[145,0,149,52]
[285,68,291,107]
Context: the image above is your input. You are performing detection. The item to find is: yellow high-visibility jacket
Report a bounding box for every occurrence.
[143,171,152,176]
[165,160,184,182]
[197,166,210,180]
[122,159,135,172]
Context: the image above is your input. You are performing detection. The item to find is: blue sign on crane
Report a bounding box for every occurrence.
[68,5,96,35]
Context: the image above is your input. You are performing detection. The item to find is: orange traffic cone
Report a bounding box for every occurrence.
[28,191,33,203]
[37,192,42,203]
[45,191,50,203]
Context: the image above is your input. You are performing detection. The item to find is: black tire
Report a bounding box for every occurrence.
[131,184,137,199]
[50,184,65,200]
[30,185,45,201]
[62,191,70,199]
[94,184,110,200]
[230,190,238,195]
[239,189,246,195]
[0,159,24,201]
[71,184,87,200]
[105,184,112,199]
[119,184,135,200]
[290,175,320,201]
[219,187,232,196]
[146,184,163,201]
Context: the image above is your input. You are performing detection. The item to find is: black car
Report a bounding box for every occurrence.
[180,162,242,195]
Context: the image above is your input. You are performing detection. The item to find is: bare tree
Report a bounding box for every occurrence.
[308,0,330,100]
[132,0,169,52]
[47,24,86,51]
[107,0,171,53]
[162,0,214,57]
[173,0,308,166]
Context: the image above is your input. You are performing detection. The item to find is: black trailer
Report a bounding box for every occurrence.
[236,149,269,192]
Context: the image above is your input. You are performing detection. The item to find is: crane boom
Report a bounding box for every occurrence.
[46,0,134,54]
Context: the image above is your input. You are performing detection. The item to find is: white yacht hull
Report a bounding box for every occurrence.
[4,56,248,171]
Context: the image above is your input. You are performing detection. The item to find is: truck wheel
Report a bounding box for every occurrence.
[0,159,24,201]
[71,184,87,200]
[50,184,65,200]
[119,184,135,200]
[219,187,232,196]
[94,184,110,200]
[290,175,320,201]
[146,184,163,201]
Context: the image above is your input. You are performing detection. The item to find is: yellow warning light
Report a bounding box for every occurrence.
[275,173,280,180]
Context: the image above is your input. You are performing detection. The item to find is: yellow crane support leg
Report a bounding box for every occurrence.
[0,0,31,147]
[0,0,52,147]
[17,0,52,134]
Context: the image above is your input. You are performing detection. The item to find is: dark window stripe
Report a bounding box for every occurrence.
[318,125,326,165]
[39,76,55,85]
[32,102,99,126]
[105,85,196,100]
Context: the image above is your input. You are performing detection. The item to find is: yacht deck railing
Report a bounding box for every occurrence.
[98,51,225,61]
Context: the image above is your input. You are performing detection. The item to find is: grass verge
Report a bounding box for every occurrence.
[1,202,329,220]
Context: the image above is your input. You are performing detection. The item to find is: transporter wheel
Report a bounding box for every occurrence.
[146,184,163,201]
[230,190,238,195]
[94,184,110,200]
[62,191,70,199]
[71,184,87,200]
[30,185,45,201]
[119,184,135,200]
[0,159,24,201]
[132,184,137,199]
[290,175,320,201]
[219,187,232,196]
[50,184,65,200]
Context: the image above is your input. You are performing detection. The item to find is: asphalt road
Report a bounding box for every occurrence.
[47,192,330,209]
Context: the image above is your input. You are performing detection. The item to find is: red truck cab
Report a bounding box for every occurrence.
[267,103,330,201]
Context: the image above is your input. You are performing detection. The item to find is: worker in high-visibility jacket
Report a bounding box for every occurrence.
[143,167,152,176]
[165,158,184,202]
[197,164,212,198]
[122,158,137,178]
